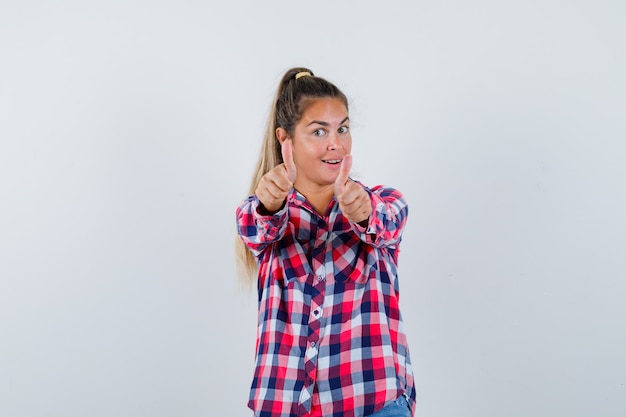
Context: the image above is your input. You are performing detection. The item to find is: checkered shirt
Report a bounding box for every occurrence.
[236,184,415,417]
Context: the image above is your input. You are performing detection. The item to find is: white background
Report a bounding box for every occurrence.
[1,1,625,416]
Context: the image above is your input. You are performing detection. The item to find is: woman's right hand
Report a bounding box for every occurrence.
[255,139,297,214]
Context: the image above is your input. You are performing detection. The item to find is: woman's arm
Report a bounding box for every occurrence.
[235,195,289,258]
[350,185,408,249]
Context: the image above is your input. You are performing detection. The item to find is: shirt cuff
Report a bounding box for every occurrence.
[252,195,288,221]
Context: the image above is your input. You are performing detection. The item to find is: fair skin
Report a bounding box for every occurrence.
[255,97,372,224]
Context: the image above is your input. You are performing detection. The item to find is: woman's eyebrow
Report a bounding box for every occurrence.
[306,117,350,127]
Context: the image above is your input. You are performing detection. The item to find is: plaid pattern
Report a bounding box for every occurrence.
[236,184,415,417]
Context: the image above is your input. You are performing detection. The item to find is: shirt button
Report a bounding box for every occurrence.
[311,341,316,347]
[317,275,325,282]
[313,308,321,317]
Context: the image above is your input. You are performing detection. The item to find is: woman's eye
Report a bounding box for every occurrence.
[338,126,350,134]
[313,129,326,137]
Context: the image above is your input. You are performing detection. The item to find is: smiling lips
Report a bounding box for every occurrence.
[323,159,342,165]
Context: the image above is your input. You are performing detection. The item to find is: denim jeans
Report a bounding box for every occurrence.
[368,395,411,417]
[252,395,412,417]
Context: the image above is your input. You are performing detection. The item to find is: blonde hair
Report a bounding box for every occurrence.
[235,67,349,287]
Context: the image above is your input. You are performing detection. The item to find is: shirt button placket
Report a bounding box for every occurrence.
[303,218,327,405]
[315,264,326,283]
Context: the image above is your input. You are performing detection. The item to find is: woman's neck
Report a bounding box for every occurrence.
[295,183,335,216]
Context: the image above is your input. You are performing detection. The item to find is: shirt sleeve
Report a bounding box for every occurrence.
[235,194,289,258]
[350,185,408,248]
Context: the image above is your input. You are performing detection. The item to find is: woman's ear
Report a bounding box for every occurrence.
[276,127,289,145]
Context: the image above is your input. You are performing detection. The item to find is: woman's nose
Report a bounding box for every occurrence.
[327,133,340,150]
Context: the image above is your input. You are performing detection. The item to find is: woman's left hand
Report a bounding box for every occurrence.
[334,155,372,225]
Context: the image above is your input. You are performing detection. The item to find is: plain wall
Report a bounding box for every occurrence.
[1,1,625,416]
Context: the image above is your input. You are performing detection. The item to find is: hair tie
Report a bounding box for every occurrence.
[295,71,312,80]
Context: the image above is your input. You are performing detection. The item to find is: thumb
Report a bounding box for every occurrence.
[334,154,352,195]
[281,139,297,183]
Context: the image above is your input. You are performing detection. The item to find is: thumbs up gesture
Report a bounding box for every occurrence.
[255,139,297,214]
[334,155,372,225]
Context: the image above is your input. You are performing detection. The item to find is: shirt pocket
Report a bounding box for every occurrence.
[274,238,312,286]
[332,238,376,286]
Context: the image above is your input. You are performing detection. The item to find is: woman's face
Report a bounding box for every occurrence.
[284,97,352,192]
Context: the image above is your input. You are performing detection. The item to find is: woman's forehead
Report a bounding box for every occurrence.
[299,98,349,125]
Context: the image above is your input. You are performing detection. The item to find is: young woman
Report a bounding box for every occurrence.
[235,67,415,417]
